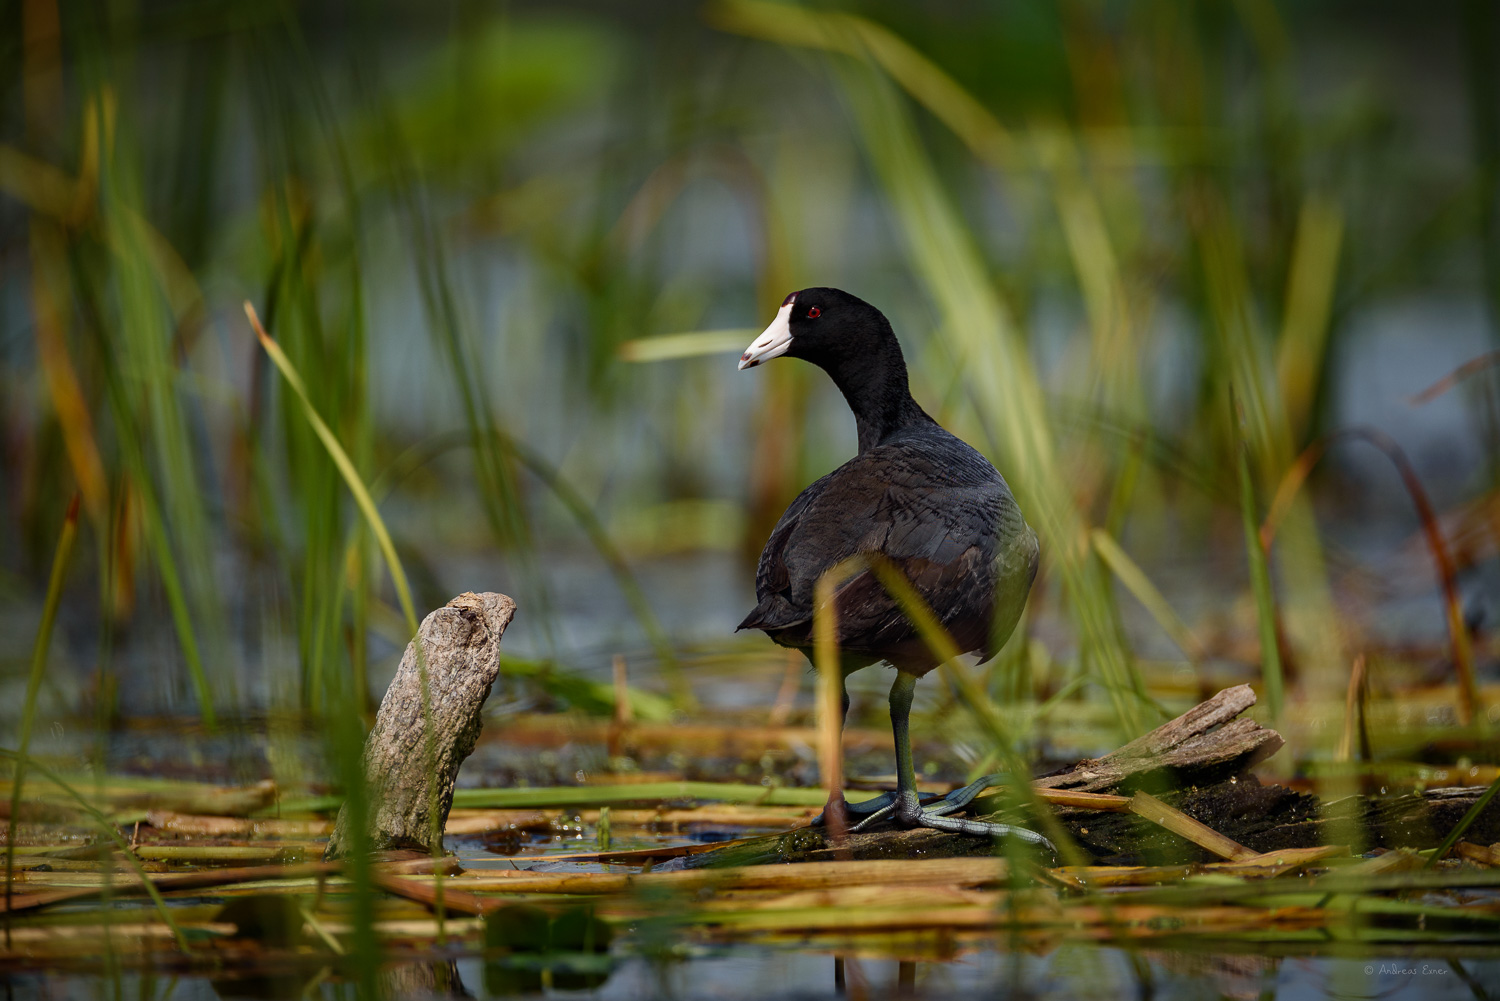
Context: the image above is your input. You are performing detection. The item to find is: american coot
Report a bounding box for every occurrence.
[738,287,1050,851]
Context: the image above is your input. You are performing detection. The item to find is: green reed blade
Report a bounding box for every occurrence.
[247,303,417,637]
[1425,772,1500,869]
[619,330,757,362]
[1238,441,1284,722]
[712,2,1152,736]
[827,53,1145,736]
[5,494,80,941]
[1091,529,1206,664]
[498,433,693,711]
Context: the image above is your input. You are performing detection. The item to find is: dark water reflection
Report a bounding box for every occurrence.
[5,949,1498,1000]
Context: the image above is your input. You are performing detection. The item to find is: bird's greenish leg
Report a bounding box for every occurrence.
[889,671,923,823]
[855,671,1056,859]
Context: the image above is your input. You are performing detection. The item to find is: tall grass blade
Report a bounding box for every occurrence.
[1275,196,1344,441]
[859,556,1086,866]
[1193,184,1343,704]
[1091,529,1206,664]
[1426,772,1500,868]
[812,570,848,841]
[498,433,692,710]
[619,330,756,362]
[1238,442,1284,722]
[4,493,80,938]
[824,44,1145,736]
[246,303,418,636]
[705,0,1020,170]
[97,89,233,713]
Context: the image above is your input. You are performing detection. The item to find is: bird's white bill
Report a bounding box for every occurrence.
[738,303,794,370]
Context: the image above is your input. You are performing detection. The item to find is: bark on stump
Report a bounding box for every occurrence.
[324,591,516,859]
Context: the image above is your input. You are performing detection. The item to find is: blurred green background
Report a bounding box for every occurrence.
[3,0,1498,752]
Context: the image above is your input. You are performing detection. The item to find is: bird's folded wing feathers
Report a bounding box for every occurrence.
[739,450,1013,645]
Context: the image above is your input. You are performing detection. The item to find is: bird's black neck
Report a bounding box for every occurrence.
[823,339,933,454]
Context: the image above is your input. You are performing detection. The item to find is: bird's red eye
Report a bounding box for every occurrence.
[808,306,821,318]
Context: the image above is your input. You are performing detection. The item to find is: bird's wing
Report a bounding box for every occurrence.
[736,468,835,632]
[738,443,1021,656]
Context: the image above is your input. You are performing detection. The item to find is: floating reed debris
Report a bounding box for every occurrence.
[6,681,1499,977]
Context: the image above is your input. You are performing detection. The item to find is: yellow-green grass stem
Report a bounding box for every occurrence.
[245,302,416,638]
[1091,529,1208,665]
[1238,444,1285,723]
[858,556,1088,870]
[6,493,80,939]
[1425,773,1500,869]
[248,301,445,907]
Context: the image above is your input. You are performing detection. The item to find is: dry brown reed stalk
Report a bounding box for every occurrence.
[768,651,802,726]
[370,873,494,917]
[456,858,1015,897]
[443,810,555,834]
[1336,654,1370,764]
[3,852,460,917]
[667,900,1332,938]
[1052,846,1347,888]
[1034,789,1132,811]
[144,812,332,838]
[1455,842,1500,866]
[23,778,281,819]
[1261,427,1478,725]
[1409,350,1500,405]
[575,806,819,826]
[1,863,340,915]
[691,885,998,912]
[0,921,238,951]
[495,717,894,756]
[528,837,770,865]
[1128,792,1257,862]
[608,654,634,759]
[131,845,313,862]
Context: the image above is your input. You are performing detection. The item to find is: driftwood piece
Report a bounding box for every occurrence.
[671,685,1285,868]
[1033,685,1283,794]
[675,683,1500,867]
[324,592,516,859]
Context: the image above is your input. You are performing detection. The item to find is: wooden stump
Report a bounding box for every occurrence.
[324,592,516,859]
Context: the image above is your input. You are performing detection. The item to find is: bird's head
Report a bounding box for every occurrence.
[738,287,893,372]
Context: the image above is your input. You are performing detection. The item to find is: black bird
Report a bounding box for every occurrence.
[737,287,1049,848]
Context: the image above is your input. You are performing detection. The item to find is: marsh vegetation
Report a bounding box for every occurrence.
[3,1,1500,997]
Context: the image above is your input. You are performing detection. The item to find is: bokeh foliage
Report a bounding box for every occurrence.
[2,0,1496,748]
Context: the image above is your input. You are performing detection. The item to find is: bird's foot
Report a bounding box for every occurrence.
[848,783,1056,860]
[847,778,989,832]
[901,808,1055,859]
